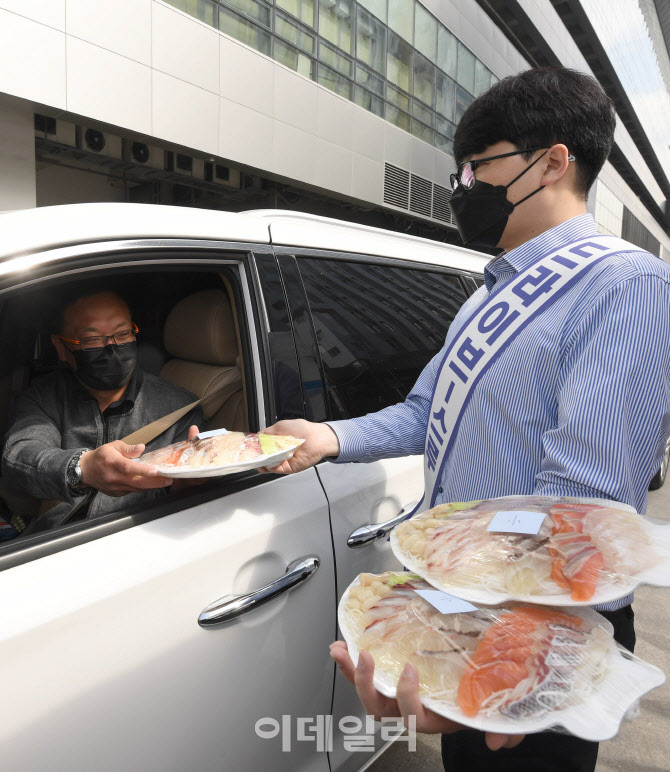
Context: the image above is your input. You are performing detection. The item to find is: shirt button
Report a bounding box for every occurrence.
[438,486,444,494]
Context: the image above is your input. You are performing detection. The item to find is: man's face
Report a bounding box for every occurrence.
[463,141,542,192]
[459,140,549,250]
[56,292,132,370]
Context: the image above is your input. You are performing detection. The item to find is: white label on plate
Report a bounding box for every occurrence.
[487,510,546,535]
[196,428,229,440]
[414,590,478,614]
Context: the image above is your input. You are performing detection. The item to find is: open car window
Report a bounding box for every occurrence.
[0,258,266,560]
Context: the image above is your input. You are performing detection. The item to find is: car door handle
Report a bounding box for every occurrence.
[347,503,419,549]
[198,556,320,628]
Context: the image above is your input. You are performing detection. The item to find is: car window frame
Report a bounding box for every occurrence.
[0,238,281,572]
[278,246,477,422]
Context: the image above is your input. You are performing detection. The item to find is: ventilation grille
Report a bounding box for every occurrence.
[432,183,453,224]
[383,163,410,209]
[410,174,432,217]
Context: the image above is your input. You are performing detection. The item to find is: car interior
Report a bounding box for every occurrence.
[0,263,252,538]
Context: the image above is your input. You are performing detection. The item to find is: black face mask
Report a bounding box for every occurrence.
[450,151,548,249]
[73,342,137,391]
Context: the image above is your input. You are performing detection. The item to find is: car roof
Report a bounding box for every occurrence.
[0,203,489,275]
[246,209,490,273]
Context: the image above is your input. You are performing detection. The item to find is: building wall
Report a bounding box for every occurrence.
[0,0,667,258]
[0,94,36,211]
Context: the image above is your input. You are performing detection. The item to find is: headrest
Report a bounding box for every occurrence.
[164,289,238,366]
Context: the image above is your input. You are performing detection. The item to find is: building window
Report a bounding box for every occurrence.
[219,7,271,54]
[169,0,499,159]
[455,84,474,123]
[412,99,433,126]
[166,0,218,26]
[411,118,433,144]
[275,11,316,53]
[437,24,458,80]
[386,103,410,132]
[436,70,456,122]
[318,63,352,98]
[387,30,411,92]
[222,0,271,26]
[356,63,384,96]
[414,2,437,60]
[457,41,475,94]
[387,83,409,111]
[412,52,435,108]
[320,39,353,77]
[319,0,354,55]
[276,0,315,28]
[274,38,314,77]
[356,6,386,75]
[353,85,384,116]
[474,58,491,97]
[387,0,413,43]
[358,0,386,23]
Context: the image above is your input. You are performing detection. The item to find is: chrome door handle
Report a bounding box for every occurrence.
[198,556,320,628]
[347,503,419,549]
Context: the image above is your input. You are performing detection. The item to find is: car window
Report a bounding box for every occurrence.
[0,260,261,556]
[297,257,469,420]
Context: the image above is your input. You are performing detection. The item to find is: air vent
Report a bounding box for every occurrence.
[410,174,432,217]
[432,183,453,224]
[383,163,410,209]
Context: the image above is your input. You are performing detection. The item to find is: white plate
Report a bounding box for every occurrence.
[338,575,665,741]
[390,495,670,606]
[146,441,304,478]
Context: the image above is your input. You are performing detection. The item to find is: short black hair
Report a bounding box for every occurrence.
[453,67,616,197]
[53,281,131,334]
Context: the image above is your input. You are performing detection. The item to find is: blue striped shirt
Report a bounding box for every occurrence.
[327,214,670,612]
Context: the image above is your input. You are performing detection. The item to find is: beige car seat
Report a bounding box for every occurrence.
[161,289,246,431]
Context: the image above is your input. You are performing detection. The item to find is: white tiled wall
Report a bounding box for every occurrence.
[0,0,65,30]
[594,181,624,237]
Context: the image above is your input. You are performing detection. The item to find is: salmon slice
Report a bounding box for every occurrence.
[457,661,529,717]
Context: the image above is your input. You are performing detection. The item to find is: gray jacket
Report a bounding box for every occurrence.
[2,366,203,532]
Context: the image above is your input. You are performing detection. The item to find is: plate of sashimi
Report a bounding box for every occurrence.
[339,571,665,740]
[138,431,304,477]
[391,496,670,606]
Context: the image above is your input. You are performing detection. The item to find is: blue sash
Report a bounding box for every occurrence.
[422,234,640,509]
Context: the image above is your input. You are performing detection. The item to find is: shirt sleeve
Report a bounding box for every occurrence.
[534,274,670,510]
[1,387,82,503]
[325,348,443,463]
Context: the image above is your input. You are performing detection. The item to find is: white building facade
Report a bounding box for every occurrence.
[0,0,668,257]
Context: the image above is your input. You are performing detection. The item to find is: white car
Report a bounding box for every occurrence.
[0,204,488,772]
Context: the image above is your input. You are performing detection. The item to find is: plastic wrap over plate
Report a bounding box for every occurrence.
[338,571,665,741]
[138,431,304,478]
[391,496,670,606]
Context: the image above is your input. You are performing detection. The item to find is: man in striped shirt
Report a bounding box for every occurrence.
[264,67,670,771]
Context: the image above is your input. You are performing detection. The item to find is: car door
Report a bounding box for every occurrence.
[275,251,472,770]
[0,243,335,772]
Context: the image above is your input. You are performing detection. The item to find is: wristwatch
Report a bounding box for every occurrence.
[66,449,89,492]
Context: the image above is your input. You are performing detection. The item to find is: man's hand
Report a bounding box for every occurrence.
[258,419,340,474]
[79,441,173,496]
[329,641,525,751]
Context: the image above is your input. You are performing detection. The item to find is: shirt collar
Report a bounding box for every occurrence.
[484,213,599,292]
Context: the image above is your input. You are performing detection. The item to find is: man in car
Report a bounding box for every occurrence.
[260,66,670,771]
[2,285,203,533]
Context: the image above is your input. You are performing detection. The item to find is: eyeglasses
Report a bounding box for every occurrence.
[59,323,139,351]
[450,147,552,191]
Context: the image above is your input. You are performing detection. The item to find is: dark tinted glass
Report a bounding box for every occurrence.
[298,258,468,420]
[255,254,305,423]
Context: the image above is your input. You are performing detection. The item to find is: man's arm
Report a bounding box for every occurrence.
[261,349,443,473]
[2,387,177,501]
[2,388,85,503]
[535,274,670,510]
